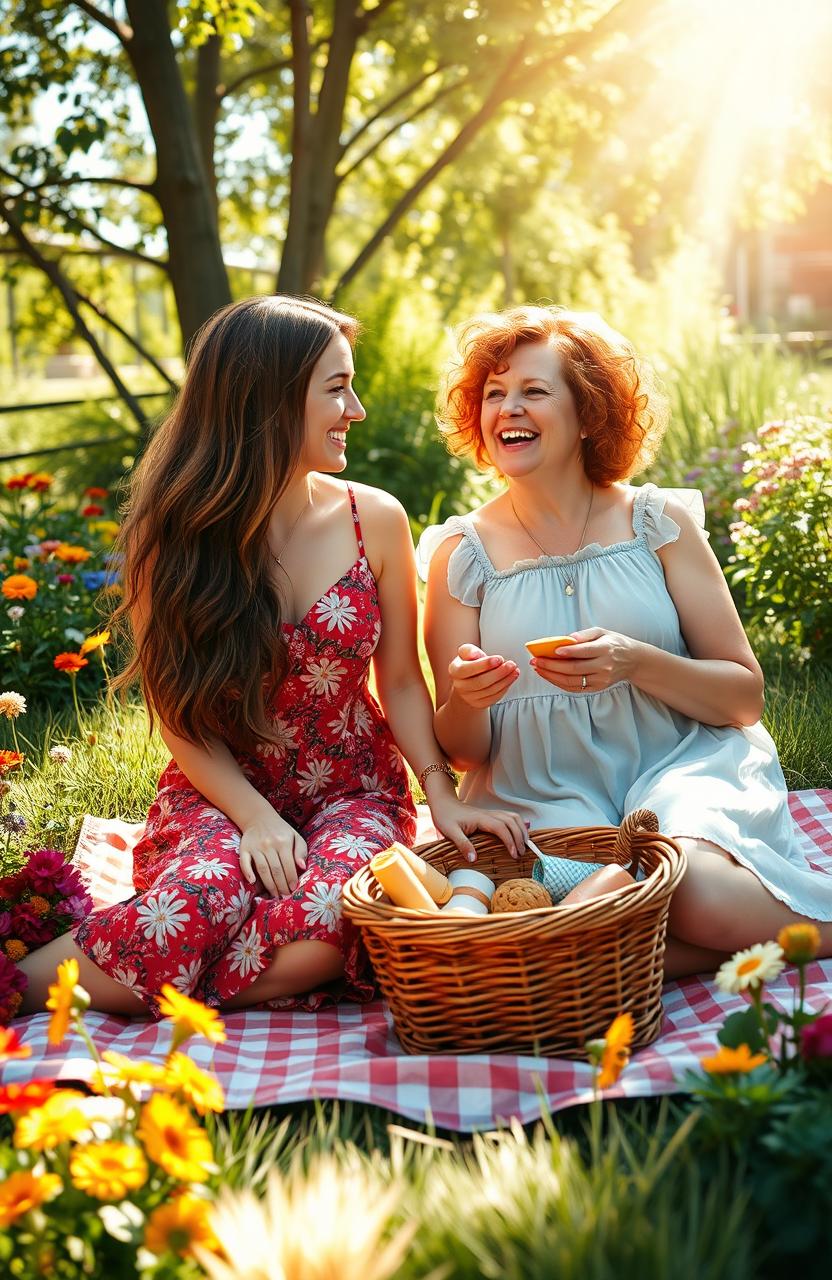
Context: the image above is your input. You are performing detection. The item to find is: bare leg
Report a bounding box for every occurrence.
[670,837,832,955]
[19,934,147,1017]
[222,940,344,1009]
[663,935,731,981]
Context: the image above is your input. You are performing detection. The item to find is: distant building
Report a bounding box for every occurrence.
[729,183,832,327]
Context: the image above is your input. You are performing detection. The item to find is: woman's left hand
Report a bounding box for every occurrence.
[530,627,641,694]
[427,793,526,863]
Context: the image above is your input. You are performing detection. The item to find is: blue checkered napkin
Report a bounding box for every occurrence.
[532,853,599,903]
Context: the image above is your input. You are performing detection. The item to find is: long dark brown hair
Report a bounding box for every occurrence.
[111,295,359,751]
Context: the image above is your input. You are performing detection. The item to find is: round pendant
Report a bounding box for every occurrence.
[564,582,575,596]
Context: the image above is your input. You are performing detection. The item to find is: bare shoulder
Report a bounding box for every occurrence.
[347,480,409,531]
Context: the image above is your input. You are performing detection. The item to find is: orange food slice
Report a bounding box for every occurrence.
[524,635,578,658]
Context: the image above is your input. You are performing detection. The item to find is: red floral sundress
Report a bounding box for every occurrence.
[74,484,417,1016]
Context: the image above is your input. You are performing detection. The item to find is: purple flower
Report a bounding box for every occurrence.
[53,865,86,897]
[0,812,27,835]
[23,848,66,893]
[0,909,11,936]
[683,467,704,482]
[63,891,93,923]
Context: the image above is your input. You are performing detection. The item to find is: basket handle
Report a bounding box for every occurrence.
[614,808,659,876]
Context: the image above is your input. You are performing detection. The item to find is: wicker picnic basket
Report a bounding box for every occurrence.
[343,809,686,1058]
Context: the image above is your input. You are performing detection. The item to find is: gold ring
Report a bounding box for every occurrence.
[581,674,587,690]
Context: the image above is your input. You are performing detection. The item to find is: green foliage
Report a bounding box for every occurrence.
[727,416,832,662]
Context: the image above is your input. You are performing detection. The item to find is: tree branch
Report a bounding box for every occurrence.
[220,38,329,99]
[0,196,149,431]
[333,40,530,295]
[75,287,179,391]
[13,173,156,196]
[357,0,398,33]
[69,0,133,44]
[340,63,450,155]
[337,78,463,186]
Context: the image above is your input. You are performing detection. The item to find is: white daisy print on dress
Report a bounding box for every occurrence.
[328,831,376,860]
[257,716,300,760]
[171,958,203,993]
[314,590,358,634]
[228,922,266,978]
[327,703,353,738]
[186,855,230,881]
[91,938,112,966]
[360,771,380,793]
[358,813,398,841]
[301,657,345,698]
[352,701,373,737]
[302,882,342,930]
[224,887,254,929]
[111,965,141,990]
[135,889,190,945]
[297,757,335,797]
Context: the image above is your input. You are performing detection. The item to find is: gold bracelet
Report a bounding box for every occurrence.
[418,761,457,791]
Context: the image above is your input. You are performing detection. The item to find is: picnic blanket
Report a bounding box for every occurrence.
[4,790,832,1132]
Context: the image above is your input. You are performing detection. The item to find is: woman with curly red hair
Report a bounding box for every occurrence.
[420,304,832,976]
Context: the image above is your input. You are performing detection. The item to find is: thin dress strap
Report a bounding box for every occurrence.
[346,482,366,558]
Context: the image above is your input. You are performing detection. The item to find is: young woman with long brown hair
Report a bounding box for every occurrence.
[20,295,525,1018]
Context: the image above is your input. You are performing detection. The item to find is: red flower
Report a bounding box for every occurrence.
[801,1012,832,1060]
[53,653,88,673]
[82,504,104,517]
[8,904,52,946]
[0,750,24,775]
[56,574,75,586]
[4,474,31,490]
[0,1080,56,1113]
[84,486,109,499]
[0,1027,30,1061]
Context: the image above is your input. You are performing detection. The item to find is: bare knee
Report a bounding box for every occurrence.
[223,939,344,1008]
[19,934,147,1017]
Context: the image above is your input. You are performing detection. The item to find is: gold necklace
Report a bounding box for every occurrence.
[270,485,312,573]
[509,487,594,596]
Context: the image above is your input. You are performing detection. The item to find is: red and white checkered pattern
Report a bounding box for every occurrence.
[4,791,832,1133]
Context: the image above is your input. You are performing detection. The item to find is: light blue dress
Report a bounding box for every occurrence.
[418,483,832,921]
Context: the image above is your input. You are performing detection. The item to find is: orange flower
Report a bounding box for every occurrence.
[701,1043,768,1074]
[0,1170,62,1227]
[12,557,29,571]
[0,1027,31,1062]
[2,574,38,600]
[777,923,821,966]
[0,749,24,773]
[54,543,92,564]
[54,652,89,673]
[26,472,54,492]
[85,486,109,498]
[598,1012,634,1089]
[0,1080,56,1114]
[5,474,31,490]
[4,939,28,961]
[46,957,88,1045]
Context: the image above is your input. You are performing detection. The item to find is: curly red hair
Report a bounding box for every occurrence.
[436,306,667,484]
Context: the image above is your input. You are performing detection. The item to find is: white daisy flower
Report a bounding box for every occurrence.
[352,702,373,737]
[257,717,300,760]
[328,831,375,860]
[91,938,112,966]
[297,758,335,797]
[360,772,380,793]
[327,704,353,737]
[112,965,141,990]
[224,888,254,928]
[186,856,230,881]
[314,590,358,634]
[301,657,346,698]
[135,889,190,945]
[302,882,342,930]
[228,922,266,978]
[171,959,203,993]
[715,941,785,994]
[358,813,398,841]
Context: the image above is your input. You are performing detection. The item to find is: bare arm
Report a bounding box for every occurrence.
[423,534,518,768]
[360,489,524,856]
[532,497,764,727]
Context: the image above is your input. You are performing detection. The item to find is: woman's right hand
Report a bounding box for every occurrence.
[239,814,307,897]
[448,643,519,709]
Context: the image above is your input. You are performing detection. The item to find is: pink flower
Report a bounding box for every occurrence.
[56,574,75,586]
[0,910,11,936]
[40,540,61,553]
[801,1012,832,1060]
[23,849,66,894]
[8,904,52,946]
[0,953,27,1022]
[62,892,93,923]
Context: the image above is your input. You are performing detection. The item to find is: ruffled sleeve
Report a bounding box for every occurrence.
[634,483,708,553]
[415,517,490,607]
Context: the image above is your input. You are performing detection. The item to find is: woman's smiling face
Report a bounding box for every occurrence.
[480,340,582,478]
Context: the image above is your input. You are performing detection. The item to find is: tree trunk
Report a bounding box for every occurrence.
[276,0,314,295]
[124,0,230,347]
[194,33,221,227]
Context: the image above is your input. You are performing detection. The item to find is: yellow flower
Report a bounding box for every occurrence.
[70,1141,148,1200]
[597,1012,634,1089]
[163,1052,225,1115]
[80,629,110,655]
[0,1171,62,1227]
[89,519,120,543]
[137,1093,214,1182]
[715,942,785,994]
[157,985,226,1046]
[54,543,92,564]
[144,1193,220,1259]
[777,923,821,966]
[701,1043,768,1074]
[90,1050,166,1095]
[14,1089,89,1151]
[46,958,89,1045]
[12,557,29,571]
